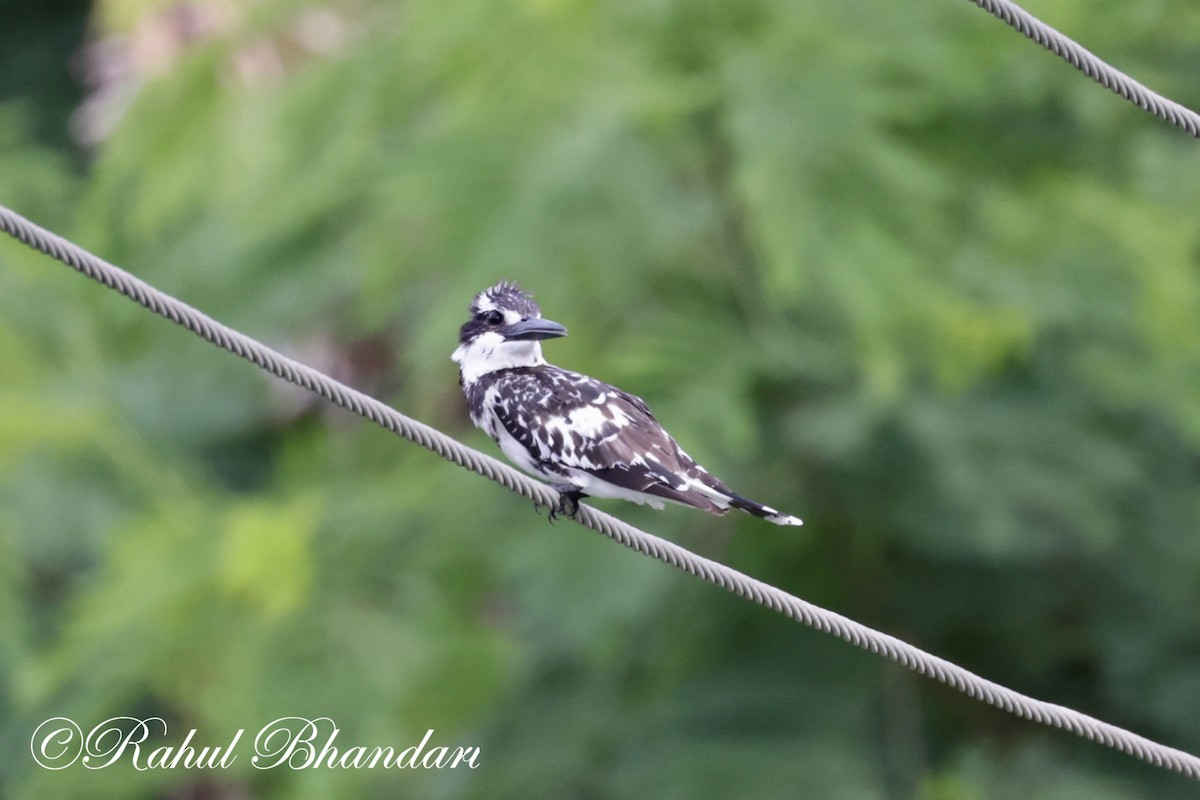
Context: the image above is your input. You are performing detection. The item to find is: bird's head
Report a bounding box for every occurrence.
[452,281,567,385]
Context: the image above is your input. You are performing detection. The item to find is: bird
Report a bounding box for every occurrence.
[451,281,803,526]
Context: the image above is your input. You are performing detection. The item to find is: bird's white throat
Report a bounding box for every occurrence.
[452,332,547,386]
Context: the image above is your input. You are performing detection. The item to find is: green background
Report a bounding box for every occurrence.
[3,0,1200,796]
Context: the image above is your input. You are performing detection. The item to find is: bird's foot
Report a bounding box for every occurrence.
[546,483,586,523]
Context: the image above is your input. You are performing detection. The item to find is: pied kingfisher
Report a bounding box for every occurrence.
[451,281,803,526]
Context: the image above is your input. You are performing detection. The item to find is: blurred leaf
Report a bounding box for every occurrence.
[217,495,319,619]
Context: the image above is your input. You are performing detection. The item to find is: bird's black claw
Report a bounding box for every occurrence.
[547,483,585,523]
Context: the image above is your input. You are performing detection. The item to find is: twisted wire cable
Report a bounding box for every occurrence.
[967,0,1200,137]
[3,203,1199,779]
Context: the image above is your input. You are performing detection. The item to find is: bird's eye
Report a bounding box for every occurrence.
[484,310,504,326]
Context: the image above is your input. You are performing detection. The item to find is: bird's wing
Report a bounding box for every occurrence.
[489,368,731,514]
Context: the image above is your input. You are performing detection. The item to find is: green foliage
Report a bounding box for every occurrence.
[3,0,1200,796]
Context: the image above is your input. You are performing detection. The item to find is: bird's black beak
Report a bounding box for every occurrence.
[503,318,568,341]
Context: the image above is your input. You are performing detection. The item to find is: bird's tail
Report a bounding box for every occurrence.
[725,492,803,526]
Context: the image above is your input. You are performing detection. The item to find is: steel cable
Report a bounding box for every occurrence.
[967,0,1200,137]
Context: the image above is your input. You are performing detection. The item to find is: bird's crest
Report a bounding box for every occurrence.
[469,280,542,319]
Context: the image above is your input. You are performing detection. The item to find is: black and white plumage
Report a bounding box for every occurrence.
[451,281,803,526]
